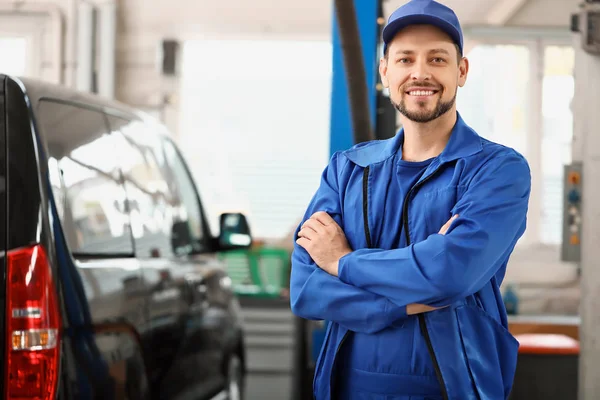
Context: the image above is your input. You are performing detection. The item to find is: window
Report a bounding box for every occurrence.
[457,44,530,157]
[540,46,575,245]
[41,101,133,256]
[107,116,205,258]
[179,39,332,239]
[456,40,575,246]
[108,117,172,259]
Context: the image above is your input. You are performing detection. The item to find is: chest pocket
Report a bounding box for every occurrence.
[408,185,467,243]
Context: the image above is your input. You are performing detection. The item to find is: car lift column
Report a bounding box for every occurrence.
[571,2,600,399]
[329,0,380,155]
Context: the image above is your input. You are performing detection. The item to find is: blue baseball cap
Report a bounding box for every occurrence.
[382,0,464,56]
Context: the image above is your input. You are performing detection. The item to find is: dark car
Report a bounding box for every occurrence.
[0,75,250,400]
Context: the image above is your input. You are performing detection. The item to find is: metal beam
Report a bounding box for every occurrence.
[484,0,529,26]
[329,0,379,156]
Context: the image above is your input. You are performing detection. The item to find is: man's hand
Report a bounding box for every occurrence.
[296,211,352,276]
[439,214,459,235]
[407,214,459,315]
[407,303,440,315]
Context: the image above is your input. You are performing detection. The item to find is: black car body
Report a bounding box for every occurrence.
[0,75,250,400]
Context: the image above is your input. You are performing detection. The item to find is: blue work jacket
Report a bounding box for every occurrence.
[290,113,531,400]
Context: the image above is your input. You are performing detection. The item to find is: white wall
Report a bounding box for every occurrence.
[508,0,577,27]
[0,0,72,85]
[0,0,575,93]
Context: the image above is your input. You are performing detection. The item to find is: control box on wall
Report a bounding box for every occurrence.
[572,1,600,55]
[561,162,583,262]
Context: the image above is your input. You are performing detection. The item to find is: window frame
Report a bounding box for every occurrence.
[158,134,214,255]
[462,28,573,247]
[39,98,136,258]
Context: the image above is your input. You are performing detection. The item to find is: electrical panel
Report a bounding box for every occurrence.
[561,162,583,262]
[580,2,600,55]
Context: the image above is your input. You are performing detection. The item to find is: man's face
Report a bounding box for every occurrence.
[380,24,469,124]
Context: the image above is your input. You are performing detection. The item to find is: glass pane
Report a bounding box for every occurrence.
[107,116,207,258]
[540,46,575,245]
[110,120,173,259]
[457,45,530,157]
[41,101,133,255]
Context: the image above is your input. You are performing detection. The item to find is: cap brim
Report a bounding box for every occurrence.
[383,14,462,54]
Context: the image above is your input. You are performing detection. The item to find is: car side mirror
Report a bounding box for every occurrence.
[218,212,252,250]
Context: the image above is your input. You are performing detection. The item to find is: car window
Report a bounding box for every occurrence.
[40,100,134,256]
[106,115,205,258]
[161,136,206,251]
[107,117,171,258]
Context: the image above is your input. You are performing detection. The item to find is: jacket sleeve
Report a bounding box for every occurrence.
[337,151,531,308]
[289,152,408,334]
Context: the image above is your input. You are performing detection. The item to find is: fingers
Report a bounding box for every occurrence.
[298,218,325,241]
[297,211,339,243]
[439,214,459,235]
[310,211,336,226]
[301,219,323,235]
[406,303,449,315]
[296,236,310,248]
[407,303,440,315]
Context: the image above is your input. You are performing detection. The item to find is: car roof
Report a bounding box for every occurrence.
[13,75,144,121]
[8,75,172,136]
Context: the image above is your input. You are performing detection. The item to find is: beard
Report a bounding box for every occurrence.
[392,87,457,123]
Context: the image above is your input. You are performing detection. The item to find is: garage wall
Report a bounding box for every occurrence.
[115,0,332,142]
[114,0,331,101]
[113,0,577,112]
[508,0,578,27]
[1,0,582,314]
[3,0,577,103]
[0,0,74,85]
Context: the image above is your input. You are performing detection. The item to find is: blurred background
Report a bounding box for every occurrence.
[2,0,599,398]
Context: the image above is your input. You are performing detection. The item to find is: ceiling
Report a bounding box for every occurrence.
[122,0,574,40]
[384,0,501,25]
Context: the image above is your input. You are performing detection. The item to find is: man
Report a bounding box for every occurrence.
[289,0,531,399]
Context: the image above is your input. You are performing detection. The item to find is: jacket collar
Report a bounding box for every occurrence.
[344,112,483,167]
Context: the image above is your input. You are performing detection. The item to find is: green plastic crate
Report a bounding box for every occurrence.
[218,247,291,298]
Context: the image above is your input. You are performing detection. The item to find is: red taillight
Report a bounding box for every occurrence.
[5,245,61,400]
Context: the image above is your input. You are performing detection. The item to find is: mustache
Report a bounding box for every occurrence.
[403,82,441,91]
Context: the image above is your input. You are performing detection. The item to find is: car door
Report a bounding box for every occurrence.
[39,100,150,399]
[105,114,227,400]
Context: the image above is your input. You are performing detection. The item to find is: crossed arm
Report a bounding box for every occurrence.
[289,152,530,334]
[296,211,457,314]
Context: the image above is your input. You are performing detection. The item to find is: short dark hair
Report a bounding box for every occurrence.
[384,43,462,64]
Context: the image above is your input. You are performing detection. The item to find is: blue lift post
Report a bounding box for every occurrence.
[329,0,381,156]
[311,0,383,362]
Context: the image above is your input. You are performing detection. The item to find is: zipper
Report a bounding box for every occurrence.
[362,166,372,248]
[402,164,450,400]
[329,166,371,399]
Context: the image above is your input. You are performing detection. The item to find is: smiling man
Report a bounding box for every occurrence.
[290,0,531,400]
[289,0,531,399]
